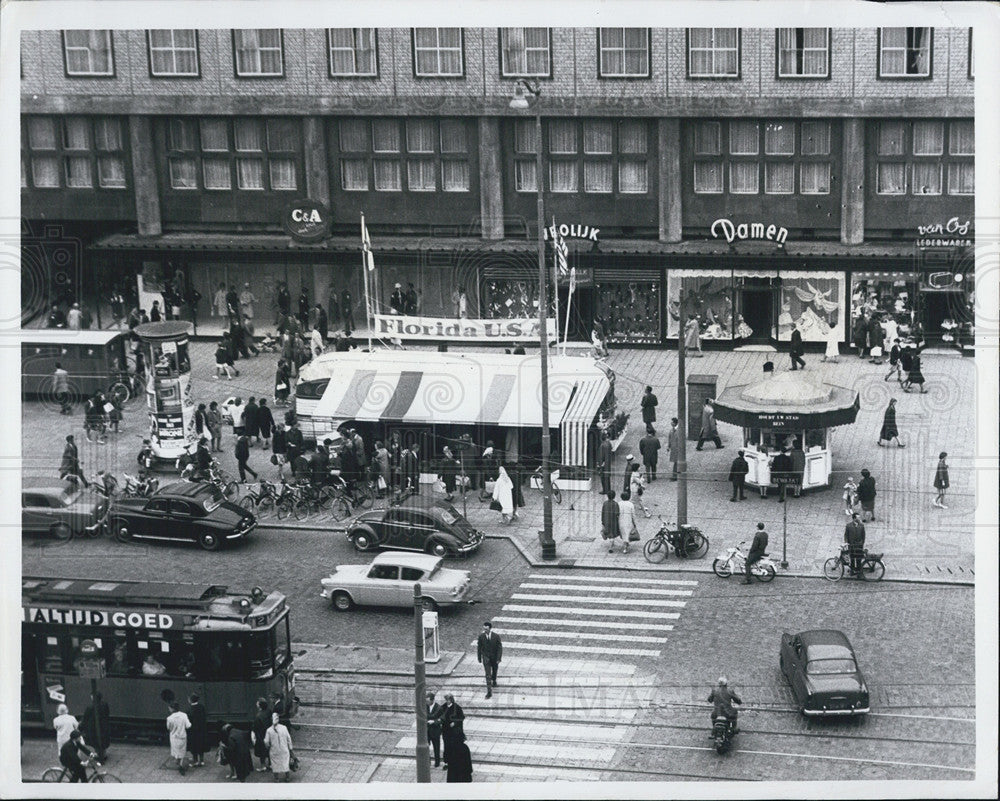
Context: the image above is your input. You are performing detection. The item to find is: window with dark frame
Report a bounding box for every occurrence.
[878,27,931,78]
[23,115,127,190]
[412,28,463,77]
[598,28,649,77]
[874,119,973,196]
[776,28,829,77]
[514,118,650,194]
[691,119,832,197]
[336,118,471,193]
[147,30,199,77]
[500,28,551,77]
[328,28,377,76]
[232,29,283,77]
[687,28,739,77]
[166,116,301,191]
[62,30,114,76]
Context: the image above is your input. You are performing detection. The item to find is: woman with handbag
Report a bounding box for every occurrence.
[263,712,295,782]
[617,490,640,554]
[491,466,516,524]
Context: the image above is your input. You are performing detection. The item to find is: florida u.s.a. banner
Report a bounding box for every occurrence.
[374,314,557,342]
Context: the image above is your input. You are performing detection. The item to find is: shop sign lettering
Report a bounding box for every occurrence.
[24,606,177,630]
[374,314,557,342]
[916,217,973,249]
[282,199,331,243]
[543,224,600,242]
[711,218,788,246]
[754,412,803,426]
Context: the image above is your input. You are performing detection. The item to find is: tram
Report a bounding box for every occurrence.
[21,576,296,730]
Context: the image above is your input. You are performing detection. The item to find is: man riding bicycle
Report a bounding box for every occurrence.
[707,676,742,734]
[60,730,96,783]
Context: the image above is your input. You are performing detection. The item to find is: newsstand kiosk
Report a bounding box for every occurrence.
[134,321,195,463]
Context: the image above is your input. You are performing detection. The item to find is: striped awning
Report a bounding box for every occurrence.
[306,351,610,429]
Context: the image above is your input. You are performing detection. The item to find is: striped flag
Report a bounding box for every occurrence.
[553,224,569,277]
[361,213,375,272]
[569,265,577,294]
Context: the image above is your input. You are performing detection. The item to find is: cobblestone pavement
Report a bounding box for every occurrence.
[19,575,975,784]
[19,340,980,583]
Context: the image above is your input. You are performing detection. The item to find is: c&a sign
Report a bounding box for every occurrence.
[283,199,332,243]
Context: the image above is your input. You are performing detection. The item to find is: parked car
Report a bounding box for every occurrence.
[347,500,485,557]
[779,630,870,716]
[320,552,472,612]
[22,477,108,540]
[107,481,256,551]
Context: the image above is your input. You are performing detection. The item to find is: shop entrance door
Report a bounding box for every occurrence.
[739,287,774,342]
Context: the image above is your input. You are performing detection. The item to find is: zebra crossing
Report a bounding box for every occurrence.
[487,571,698,658]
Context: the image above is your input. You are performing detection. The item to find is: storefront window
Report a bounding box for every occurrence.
[483,279,539,320]
[849,272,918,339]
[595,280,660,344]
[777,272,844,342]
[666,272,734,339]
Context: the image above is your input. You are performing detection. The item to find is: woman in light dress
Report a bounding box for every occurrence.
[263,712,295,782]
[617,490,639,554]
[165,700,191,775]
[823,318,841,362]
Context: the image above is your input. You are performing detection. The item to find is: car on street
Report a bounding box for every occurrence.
[346,500,485,557]
[22,477,108,540]
[107,481,256,551]
[779,629,870,716]
[320,552,472,612]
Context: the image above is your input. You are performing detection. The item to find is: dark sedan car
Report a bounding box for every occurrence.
[22,477,108,540]
[780,629,870,716]
[347,500,485,557]
[108,481,256,551]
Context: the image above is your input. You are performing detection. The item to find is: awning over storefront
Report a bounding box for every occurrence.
[305,350,610,431]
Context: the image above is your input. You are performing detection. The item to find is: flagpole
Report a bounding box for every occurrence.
[361,212,373,352]
[562,269,574,356]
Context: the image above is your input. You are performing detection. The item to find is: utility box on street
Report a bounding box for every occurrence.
[686,374,718,440]
[422,611,440,663]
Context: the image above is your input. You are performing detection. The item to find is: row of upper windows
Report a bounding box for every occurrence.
[53,27,974,80]
[20,115,974,198]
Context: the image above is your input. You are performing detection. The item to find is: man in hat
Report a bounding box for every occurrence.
[622,454,636,495]
[728,450,749,502]
[390,283,405,315]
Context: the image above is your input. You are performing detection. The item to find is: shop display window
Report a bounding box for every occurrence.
[666,273,734,339]
[595,281,660,344]
[483,279,541,320]
[850,274,918,338]
[777,272,843,342]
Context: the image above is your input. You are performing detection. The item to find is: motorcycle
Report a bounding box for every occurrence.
[712,542,777,583]
[712,715,738,754]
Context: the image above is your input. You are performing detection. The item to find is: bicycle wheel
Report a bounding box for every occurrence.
[292,498,310,521]
[551,483,562,504]
[316,486,336,511]
[712,558,732,578]
[93,772,122,783]
[755,564,777,583]
[862,559,886,581]
[240,496,257,513]
[41,768,66,782]
[222,481,240,501]
[276,498,293,520]
[643,536,668,564]
[822,557,845,581]
[355,484,374,509]
[330,495,353,521]
[683,532,709,559]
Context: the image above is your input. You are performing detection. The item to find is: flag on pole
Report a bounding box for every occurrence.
[569,265,576,294]
[361,213,375,272]
[553,224,569,277]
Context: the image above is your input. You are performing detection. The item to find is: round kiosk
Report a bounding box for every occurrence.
[713,370,860,495]
[134,321,195,462]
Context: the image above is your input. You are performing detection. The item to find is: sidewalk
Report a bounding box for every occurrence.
[21,340,977,585]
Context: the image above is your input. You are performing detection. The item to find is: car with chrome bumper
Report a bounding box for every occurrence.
[780,629,870,716]
[347,500,485,557]
[321,552,472,611]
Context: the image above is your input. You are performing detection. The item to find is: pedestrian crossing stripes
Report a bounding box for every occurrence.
[496,573,698,659]
[378,756,605,782]
[396,734,616,763]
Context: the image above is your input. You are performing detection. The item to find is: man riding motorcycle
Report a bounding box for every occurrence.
[707,676,742,734]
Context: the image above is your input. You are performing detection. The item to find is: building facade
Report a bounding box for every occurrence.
[21,27,975,347]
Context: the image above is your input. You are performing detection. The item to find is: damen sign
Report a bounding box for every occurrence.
[375,314,557,342]
[711,218,788,245]
[282,199,332,243]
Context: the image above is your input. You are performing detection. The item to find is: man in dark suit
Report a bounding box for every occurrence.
[844,513,866,577]
[476,622,503,698]
[728,450,749,502]
[597,431,613,494]
[426,691,444,767]
[771,447,794,502]
[742,523,768,584]
[640,385,658,427]
[790,326,806,370]
[440,694,465,769]
[401,443,420,493]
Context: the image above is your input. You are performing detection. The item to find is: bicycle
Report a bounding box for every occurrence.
[294,482,337,519]
[274,481,301,521]
[108,369,143,406]
[712,542,777,583]
[240,479,279,516]
[182,463,240,501]
[823,545,886,582]
[643,518,709,563]
[42,755,121,783]
[530,466,562,504]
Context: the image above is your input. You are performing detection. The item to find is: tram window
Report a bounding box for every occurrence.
[274,617,291,669]
[41,635,63,673]
[209,638,247,680]
[109,633,129,676]
[247,632,273,679]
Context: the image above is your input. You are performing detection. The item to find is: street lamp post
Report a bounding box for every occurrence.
[510,80,556,560]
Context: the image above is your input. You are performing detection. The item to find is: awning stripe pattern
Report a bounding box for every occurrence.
[334,370,377,418]
[479,373,517,424]
[383,371,423,420]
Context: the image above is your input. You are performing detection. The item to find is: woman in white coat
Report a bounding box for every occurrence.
[263,712,295,782]
[53,704,79,756]
[492,465,517,524]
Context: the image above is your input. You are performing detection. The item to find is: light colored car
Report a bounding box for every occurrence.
[320,552,471,612]
[22,477,108,539]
